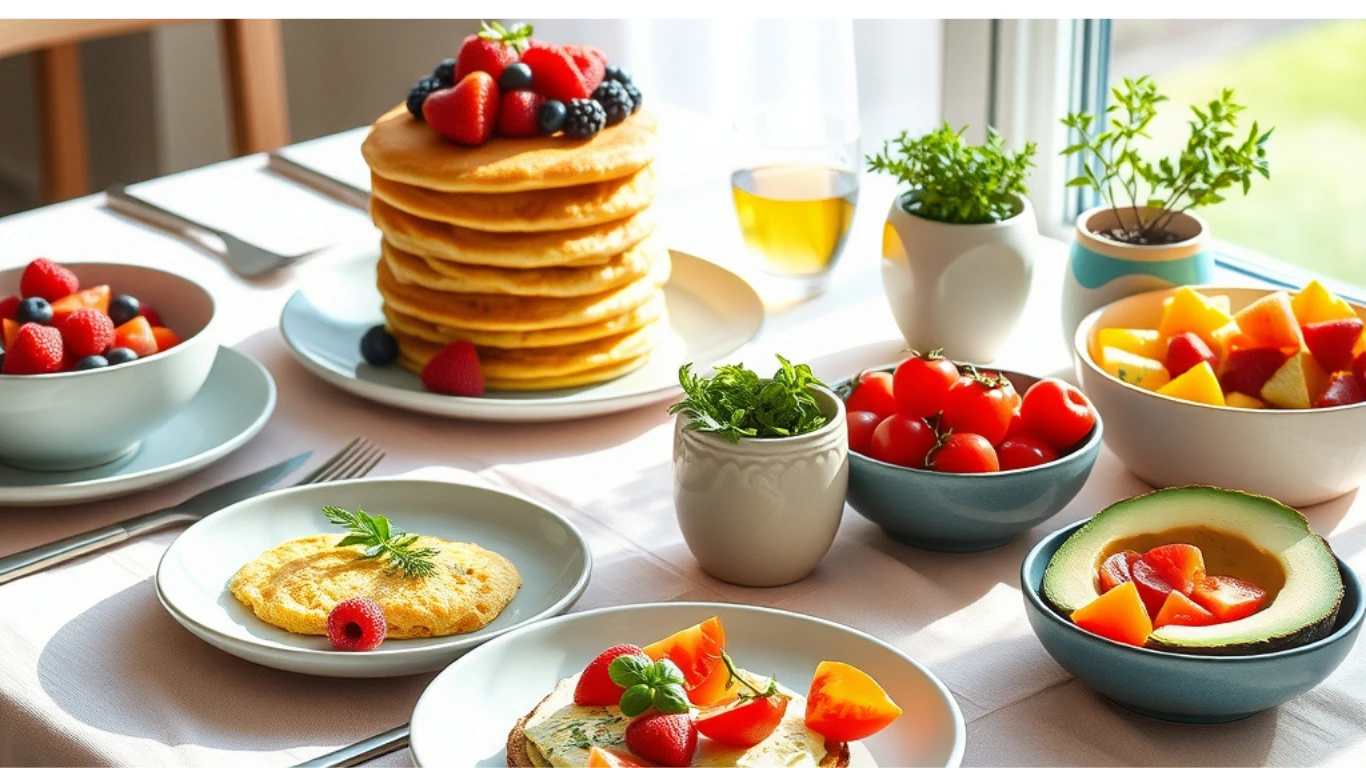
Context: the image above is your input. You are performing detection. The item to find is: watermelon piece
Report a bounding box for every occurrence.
[1303,318,1363,373]
[1154,590,1218,628]
[1141,544,1205,595]
[1233,292,1304,349]
[1190,575,1267,623]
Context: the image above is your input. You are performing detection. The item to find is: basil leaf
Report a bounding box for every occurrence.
[619,684,653,717]
[608,655,651,688]
[653,684,691,715]
[654,659,686,687]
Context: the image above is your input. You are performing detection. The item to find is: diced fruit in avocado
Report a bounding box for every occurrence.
[1315,372,1366,408]
[1099,346,1170,391]
[1225,392,1268,409]
[1165,332,1217,378]
[1233,291,1305,349]
[1098,328,1164,359]
[1292,279,1357,325]
[1221,347,1291,397]
[1191,575,1267,623]
[1071,581,1152,647]
[1042,486,1343,655]
[1142,544,1205,595]
[1303,318,1363,373]
[1099,550,1140,593]
[1155,590,1218,628]
[1157,361,1225,406]
[1261,349,1330,409]
[1159,287,1235,348]
[1130,559,1175,618]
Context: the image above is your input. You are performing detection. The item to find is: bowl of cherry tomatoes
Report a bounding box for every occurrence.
[835,353,1102,552]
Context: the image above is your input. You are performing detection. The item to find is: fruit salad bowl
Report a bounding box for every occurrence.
[1074,286,1366,507]
[0,262,218,470]
[841,366,1103,552]
[1022,517,1364,723]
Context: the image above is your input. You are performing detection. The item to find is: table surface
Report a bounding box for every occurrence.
[1,105,1363,768]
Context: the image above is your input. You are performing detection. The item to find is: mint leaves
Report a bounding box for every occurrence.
[323,506,439,579]
[669,356,829,443]
[608,655,690,716]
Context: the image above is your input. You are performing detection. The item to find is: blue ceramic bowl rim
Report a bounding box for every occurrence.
[1021,518,1366,662]
[834,364,1103,478]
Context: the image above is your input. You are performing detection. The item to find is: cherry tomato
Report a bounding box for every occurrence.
[996,435,1058,470]
[928,433,999,473]
[845,411,881,455]
[892,351,960,417]
[843,371,898,420]
[1003,412,1029,440]
[998,375,1022,412]
[940,373,1015,446]
[1020,379,1098,451]
[868,414,936,468]
[696,692,788,748]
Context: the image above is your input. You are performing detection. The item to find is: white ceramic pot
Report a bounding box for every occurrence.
[881,193,1037,363]
[672,387,848,587]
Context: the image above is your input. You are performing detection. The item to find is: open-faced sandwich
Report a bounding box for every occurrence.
[506,616,901,767]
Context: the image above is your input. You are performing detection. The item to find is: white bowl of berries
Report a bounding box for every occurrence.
[0,259,219,471]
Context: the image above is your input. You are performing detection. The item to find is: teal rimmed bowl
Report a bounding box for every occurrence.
[1022,519,1364,723]
[840,366,1102,552]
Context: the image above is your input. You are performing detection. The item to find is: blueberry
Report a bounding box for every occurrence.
[109,295,140,327]
[605,65,632,84]
[16,297,52,325]
[105,347,139,365]
[432,58,457,89]
[74,355,109,371]
[538,99,568,134]
[498,62,534,92]
[360,325,399,366]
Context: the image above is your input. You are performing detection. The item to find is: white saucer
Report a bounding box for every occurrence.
[279,248,764,422]
[156,477,592,678]
[0,347,276,507]
[409,602,966,767]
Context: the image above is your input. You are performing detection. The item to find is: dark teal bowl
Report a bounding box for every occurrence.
[1022,519,1365,723]
[841,368,1102,552]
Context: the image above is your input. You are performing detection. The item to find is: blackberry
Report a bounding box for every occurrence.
[623,82,643,114]
[604,65,632,84]
[432,58,457,88]
[538,99,568,134]
[563,99,606,139]
[406,76,442,121]
[592,81,634,127]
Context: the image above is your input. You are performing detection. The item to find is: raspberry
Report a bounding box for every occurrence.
[326,597,388,651]
[20,258,79,302]
[574,644,646,706]
[421,341,484,396]
[2,323,64,375]
[57,308,115,359]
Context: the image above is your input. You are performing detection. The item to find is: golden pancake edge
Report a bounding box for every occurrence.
[382,291,667,349]
[381,237,662,298]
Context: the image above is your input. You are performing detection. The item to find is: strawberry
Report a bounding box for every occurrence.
[1315,372,1366,408]
[454,20,533,81]
[574,644,647,706]
[0,296,18,322]
[420,340,484,395]
[2,323,64,374]
[424,73,500,146]
[565,44,607,92]
[523,44,591,102]
[498,90,545,137]
[1303,318,1364,373]
[20,258,79,302]
[57,308,115,359]
[1220,347,1291,397]
[624,712,697,767]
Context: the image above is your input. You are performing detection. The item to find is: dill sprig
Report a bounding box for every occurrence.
[323,506,439,579]
[667,355,828,443]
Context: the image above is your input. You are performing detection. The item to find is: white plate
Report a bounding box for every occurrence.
[409,603,966,767]
[0,346,275,507]
[156,477,591,677]
[279,248,764,422]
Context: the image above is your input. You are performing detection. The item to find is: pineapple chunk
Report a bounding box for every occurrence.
[1157,361,1225,406]
[1225,392,1268,409]
[1098,328,1165,359]
[1260,349,1330,409]
[1292,280,1357,325]
[1159,287,1235,348]
[1100,347,1171,391]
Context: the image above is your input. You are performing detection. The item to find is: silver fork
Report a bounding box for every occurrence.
[104,184,326,278]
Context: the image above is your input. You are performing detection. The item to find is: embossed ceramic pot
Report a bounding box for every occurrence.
[672,386,848,587]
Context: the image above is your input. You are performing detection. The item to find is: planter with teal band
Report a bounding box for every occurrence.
[1061,206,1212,346]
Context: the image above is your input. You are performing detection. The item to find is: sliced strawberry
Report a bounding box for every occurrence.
[523,44,591,102]
[498,90,545,137]
[573,644,646,706]
[453,20,532,81]
[1303,318,1364,373]
[424,73,500,147]
[420,340,484,395]
[2,323,64,374]
[565,44,606,92]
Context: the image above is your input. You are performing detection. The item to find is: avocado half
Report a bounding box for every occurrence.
[1042,486,1344,655]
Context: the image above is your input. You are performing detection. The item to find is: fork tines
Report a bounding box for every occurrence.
[296,437,385,486]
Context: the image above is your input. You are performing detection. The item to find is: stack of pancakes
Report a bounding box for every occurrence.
[360,105,667,391]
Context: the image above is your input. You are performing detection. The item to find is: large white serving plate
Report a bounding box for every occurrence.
[409,602,966,767]
[156,477,591,677]
[279,248,763,421]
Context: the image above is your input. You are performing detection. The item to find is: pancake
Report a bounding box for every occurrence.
[390,320,660,381]
[370,197,656,269]
[377,252,670,332]
[382,292,666,349]
[229,533,521,639]
[382,237,662,298]
[399,351,651,392]
[362,105,658,193]
[370,164,658,233]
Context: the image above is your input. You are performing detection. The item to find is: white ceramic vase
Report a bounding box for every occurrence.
[881,193,1037,363]
[672,387,848,587]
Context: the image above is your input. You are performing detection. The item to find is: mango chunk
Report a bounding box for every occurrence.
[1292,280,1357,325]
[1225,392,1267,409]
[1100,347,1171,391]
[1098,328,1164,359]
[1234,291,1305,350]
[1157,361,1225,406]
[1261,349,1330,409]
[1072,581,1153,647]
[1159,287,1235,348]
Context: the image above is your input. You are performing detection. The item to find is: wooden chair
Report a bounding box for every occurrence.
[0,19,290,204]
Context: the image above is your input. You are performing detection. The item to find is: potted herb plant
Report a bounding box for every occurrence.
[1059,75,1272,341]
[669,356,848,587]
[868,124,1039,363]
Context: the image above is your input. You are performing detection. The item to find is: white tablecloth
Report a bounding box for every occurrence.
[1,111,1364,767]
